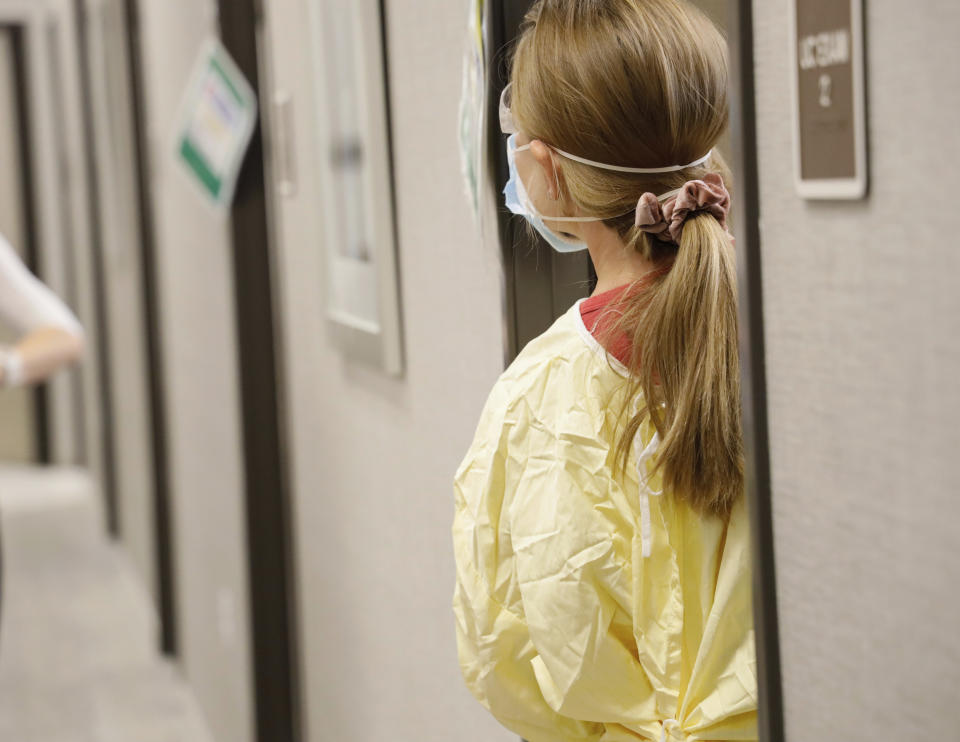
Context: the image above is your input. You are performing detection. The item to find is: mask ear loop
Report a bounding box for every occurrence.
[545,150,581,245]
[514,138,563,203]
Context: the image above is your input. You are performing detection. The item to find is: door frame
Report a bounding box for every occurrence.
[118,0,178,655]
[727,2,785,740]
[218,0,302,739]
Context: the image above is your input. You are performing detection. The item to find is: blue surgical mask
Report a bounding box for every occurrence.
[503,134,596,253]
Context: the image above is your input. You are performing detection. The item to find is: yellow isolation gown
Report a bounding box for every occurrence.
[452,299,757,742]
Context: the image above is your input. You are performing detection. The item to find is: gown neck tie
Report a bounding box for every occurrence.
[634,429,663,558]
[660,718,682,742]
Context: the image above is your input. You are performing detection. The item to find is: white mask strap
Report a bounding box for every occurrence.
[551,145,713,174]
[514,144,681,217]
[516,134,712,175]
[510,137,681,223]
[502,84,712,174]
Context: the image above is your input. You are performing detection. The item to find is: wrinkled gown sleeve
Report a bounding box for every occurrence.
[452,384,607,742]
[453,381,668,740]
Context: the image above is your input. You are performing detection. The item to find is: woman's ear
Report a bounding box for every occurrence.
[528,139,560,200]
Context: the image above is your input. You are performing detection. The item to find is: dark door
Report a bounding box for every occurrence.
[218,2,301,741]
[485,0,596,365]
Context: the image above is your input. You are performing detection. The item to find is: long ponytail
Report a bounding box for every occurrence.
[508,0,742,517]
[608,215,743,519]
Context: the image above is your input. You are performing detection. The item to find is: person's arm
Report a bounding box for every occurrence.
[0,233,85,388]
[452,391,607,742]
[0,326,85,387]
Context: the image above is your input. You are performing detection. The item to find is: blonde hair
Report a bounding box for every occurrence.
[510,0,742,519]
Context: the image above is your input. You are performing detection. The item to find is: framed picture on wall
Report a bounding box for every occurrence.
[306,0,404,375]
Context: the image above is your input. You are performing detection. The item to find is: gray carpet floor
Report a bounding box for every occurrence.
[0,464,213,742]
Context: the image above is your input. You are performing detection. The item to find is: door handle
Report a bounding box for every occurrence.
[272,89,297,198]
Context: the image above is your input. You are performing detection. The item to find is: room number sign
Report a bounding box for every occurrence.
[790,0,867,199]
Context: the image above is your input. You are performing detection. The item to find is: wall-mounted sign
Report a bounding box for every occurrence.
[174,38,257,208]
[790,0,867,199]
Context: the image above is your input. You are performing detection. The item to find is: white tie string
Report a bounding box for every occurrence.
[634,428,663,558]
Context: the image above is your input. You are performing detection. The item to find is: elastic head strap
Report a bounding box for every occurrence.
[551,145,713,174]
[501,83,713,174]
[513,140,687,223]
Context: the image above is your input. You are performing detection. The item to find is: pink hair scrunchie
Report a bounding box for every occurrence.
[634,172,731,244]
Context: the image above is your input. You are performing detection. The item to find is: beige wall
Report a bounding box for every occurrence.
[753,1,960,739]
[0,7,86,467]
[46,0,109,530]
[262,0,508,739]
[21,8,82,467]
[0,29,37,462]
[82,0,158,610]
[134,1,252,740]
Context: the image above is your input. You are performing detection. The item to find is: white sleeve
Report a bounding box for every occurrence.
[0,232,83,337]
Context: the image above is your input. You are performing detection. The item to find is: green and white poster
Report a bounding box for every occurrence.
[174,38,257,208]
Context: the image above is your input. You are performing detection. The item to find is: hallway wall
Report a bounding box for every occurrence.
[262,0,508,739]
[753,1,960,739]
[0,29,36,462]
[81,0,158,606]
[133,1,253,740]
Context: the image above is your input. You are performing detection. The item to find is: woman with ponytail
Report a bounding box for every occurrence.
[451,1,756,740]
